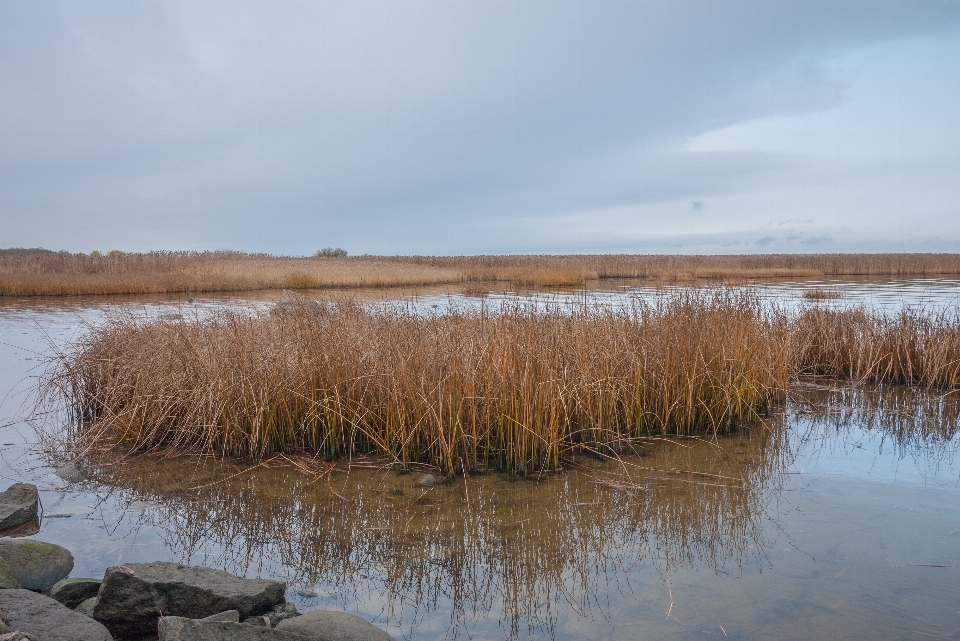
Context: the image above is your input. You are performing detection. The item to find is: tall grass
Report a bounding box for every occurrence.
[5,251,960,296]
[47,293,787,473]
[791,307,960,388]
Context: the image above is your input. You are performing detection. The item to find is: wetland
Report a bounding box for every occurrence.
[1,277,959,640]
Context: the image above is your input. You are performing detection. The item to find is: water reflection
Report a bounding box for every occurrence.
[76,426,787,638]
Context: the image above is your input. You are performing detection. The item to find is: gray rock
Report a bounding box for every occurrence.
[0,588,111,641]
[93,562,285,639]
[417,474,438,487]
[74,596,97,617]
[0,632,30,640]
[0,485,38,532]
[241,614,269,627]
[0,539,73,591]
[50,577,101,609]
[159,617,300,641]
[54,464,85,483]
[241,602,299,628]
[275,611,394,641]
[200,610,240,623]
[0,558,20,589]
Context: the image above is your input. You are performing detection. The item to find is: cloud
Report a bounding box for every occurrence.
[1,0,959,253]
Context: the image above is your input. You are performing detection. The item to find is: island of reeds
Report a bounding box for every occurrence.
[44,292,960,475]
[5,249,960,296]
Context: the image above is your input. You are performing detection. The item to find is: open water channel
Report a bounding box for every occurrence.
[1,278,959,640]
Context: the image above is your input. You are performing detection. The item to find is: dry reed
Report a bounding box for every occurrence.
[46,293,787,473]
[802,288,842,300]
[5,251,960,296]
[791,307,960,388]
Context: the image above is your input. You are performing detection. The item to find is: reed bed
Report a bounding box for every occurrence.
[47,293,788,473]
[5,250,960,296]
[791,307,960,388]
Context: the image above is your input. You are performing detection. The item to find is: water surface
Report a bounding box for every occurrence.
[1,279,958,640]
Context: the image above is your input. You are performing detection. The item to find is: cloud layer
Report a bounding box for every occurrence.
[2,0,959,254]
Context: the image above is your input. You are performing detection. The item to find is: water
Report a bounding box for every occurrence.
[1,278,959,640]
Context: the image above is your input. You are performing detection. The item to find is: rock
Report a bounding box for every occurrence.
[0,485,38,532]
[0,632,30,641]
[296,587,318,598]
[0,519,39,539]
[200,610,240,623]
[54,465,85,483]
[417,474,438,487]
[275,611,394,641]
[159,617,299,641]
[0,589,112,641]
[50,577,101,609]
[0,558,20,589]
[0,617,9,633]
[93,562,285,638]
[241,602,299,628]
[75,596,97,617]
[0,539,73,591]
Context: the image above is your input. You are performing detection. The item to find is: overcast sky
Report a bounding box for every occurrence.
[1,1,959,255]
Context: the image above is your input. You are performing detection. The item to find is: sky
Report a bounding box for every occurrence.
[1,0,959,256]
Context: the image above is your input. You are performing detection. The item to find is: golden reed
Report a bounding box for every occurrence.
[46,294,959,473]
[5,251,960,296]
[47,293,787,473]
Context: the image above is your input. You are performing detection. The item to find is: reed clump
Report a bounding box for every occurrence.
[791,307,960,388]
[802,288,842,300]
[47,293,787,473]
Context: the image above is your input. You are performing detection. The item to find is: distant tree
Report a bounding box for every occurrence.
[90,250,103,257]
[108,249,125,257]
[0,247,55,256]
[315,247,348,258]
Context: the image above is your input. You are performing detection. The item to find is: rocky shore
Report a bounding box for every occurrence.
[0,483,393,641]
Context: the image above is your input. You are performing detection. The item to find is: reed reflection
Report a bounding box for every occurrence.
[78,426,789,638]
[789,379,960,462]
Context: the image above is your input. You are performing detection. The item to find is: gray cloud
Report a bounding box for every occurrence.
[1,1,959,254]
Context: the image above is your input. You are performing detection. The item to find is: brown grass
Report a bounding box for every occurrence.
[791,307,960,388]
[46,293,787,473]
[802,288,843,300]
[4,251,960,296]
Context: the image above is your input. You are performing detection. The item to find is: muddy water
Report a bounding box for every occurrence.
[1,280,959,640]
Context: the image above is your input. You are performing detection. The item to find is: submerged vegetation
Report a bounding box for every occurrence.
[44,290,960,474]
[4,250,960,296]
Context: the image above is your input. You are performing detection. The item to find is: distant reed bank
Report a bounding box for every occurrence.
[5,250,960,296]
[47,293,960,474]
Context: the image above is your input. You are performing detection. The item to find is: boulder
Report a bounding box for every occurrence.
[200,610,240,623]
[275,611,394,641]
[242,602,299,628]
[0,519,39,539]
[0,485,38,532]
[93,562,285,638]
[75,596,97,617]
[0,539,73,591]
[159,617,300,641]
[417,474,438,487]
[0,588,112,641]
[0,633,30,641]
[50,577,101,609]
[54,465,85,483]
[0,558,19,589]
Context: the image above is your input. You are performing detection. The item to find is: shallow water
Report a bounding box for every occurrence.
[1,279,959,640]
